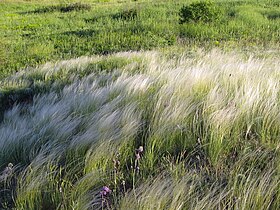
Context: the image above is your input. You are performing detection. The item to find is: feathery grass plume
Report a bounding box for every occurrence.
[1,49,280,209]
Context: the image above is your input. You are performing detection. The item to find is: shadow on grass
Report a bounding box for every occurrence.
[62,29,96,37]
[266,12,280,20]
[84,15,108,23]
[20,3,91,14]
[0,87,34,122]
[85,8,139,23]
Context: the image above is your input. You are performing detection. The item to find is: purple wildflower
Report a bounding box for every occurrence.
[100,186,111,196]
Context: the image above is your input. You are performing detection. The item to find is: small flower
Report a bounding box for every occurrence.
[100,186,111,196]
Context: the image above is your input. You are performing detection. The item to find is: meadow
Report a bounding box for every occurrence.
[1,0,280,209]
[0,0,280,78]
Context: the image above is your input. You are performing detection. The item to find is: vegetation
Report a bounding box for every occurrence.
[179,0,223,24]
[30,2,92,14]
[1,49,280,209]
[0,0,280,78]
[1,0,280,209]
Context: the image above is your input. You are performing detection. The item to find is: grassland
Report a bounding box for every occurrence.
[0,0,280,78]
[1,49,280,209]
[1,0,280,209]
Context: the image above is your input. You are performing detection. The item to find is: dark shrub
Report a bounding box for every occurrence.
[112,8,139,20]
[179,0,222,24]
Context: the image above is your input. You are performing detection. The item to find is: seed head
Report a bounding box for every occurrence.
[136,146,144,154]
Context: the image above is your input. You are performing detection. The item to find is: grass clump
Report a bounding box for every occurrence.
[179,0,223,24]
[112,7,139,20]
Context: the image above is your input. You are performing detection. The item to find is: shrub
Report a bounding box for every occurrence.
[112,8,139,20]
[179,0,222,24]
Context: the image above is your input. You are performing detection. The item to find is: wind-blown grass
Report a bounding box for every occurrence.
[1,49,280,209]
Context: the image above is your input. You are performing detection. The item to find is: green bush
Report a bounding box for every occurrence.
[179,0,222,24]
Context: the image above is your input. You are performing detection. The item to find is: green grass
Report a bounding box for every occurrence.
[1,0,280,209]
[1,49,280,209]
[0,0,280,78]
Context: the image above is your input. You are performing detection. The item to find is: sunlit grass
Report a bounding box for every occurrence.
[0,0,280,78]
[1,49,280,209]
